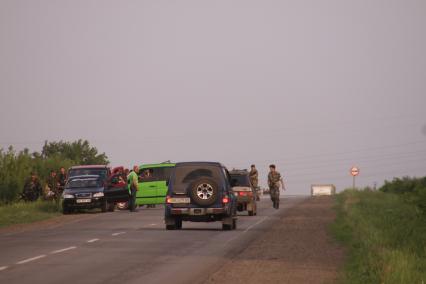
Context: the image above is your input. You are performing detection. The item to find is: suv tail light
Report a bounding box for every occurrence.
[166,196,172,204]
[222,196,229,204]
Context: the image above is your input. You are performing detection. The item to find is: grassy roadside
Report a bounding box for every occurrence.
[331,190,426,284]
[0,201,61,228]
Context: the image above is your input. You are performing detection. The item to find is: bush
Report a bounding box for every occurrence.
[332,189,426,284]
[0,140,109,203]
[380,176,426,214]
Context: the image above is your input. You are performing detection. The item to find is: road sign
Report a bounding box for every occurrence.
[350,167,360,177]
[350,166,360,189]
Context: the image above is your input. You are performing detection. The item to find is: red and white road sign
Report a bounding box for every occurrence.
[350,167,360,177]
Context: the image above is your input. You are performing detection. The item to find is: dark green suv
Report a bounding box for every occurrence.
[165,162,237,230]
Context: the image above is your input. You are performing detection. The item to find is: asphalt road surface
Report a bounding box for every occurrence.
[0,196,306,284]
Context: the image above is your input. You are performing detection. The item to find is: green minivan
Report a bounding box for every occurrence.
[136,163,175,206]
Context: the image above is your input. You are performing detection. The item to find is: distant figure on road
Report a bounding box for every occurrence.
[268,164,283,209]
[249,164,260,201]
[22,172,42,201]
[249,164,259,187]
[127,165,139,212]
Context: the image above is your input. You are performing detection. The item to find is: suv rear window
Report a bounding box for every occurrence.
[139,167,174,182]
[230,174,251,187]
[172,165,223,194]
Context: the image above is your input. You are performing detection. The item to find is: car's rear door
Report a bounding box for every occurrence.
[136,168,157,205]
[154,166,174,204]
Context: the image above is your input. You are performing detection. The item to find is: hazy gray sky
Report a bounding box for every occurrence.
[1,0,425,194]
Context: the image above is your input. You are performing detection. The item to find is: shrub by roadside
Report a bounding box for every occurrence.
[0,201,61,228]
[331,189,426,284]
[0,139,109,203]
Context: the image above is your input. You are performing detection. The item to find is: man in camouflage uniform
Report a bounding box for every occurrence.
[46,170,60,203]
[249,164,260,201]
[267,164,283,209]
[58,167,67,193]
[22,172,42,201]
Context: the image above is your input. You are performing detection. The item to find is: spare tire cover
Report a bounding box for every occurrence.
[189,178,219,207]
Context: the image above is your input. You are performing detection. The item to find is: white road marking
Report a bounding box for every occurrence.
[0,266,8,271]
[150,223,157,226]
[51,246,77,254]
[243,216,268,233]
[16,255,46,265]
[87,238,99,243]
[112,232,126,236]
[224,216,269,246]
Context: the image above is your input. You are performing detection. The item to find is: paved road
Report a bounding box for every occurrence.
[0,196,306,284]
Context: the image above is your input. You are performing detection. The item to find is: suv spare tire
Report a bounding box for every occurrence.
[189,178,219,207]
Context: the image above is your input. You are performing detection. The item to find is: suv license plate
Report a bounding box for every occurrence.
[170,198,190,204]
[76,199,91,203]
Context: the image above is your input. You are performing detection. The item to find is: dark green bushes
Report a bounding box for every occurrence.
[0,140,108,204]
[380,176,426,214]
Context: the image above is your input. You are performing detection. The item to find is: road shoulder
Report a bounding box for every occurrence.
[0,213,100,235]
[205,196,345,284]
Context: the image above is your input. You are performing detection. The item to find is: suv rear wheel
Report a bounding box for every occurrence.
[108,202,115,212]
[222,216,236,231]
[175,219,183,230]
[166,224,176,230]
[222,223,232,230]
[189,178,219,207]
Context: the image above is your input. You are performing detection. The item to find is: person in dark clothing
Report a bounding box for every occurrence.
[46,170,60,203]
[58,167,67,193]
[22,172,42,202]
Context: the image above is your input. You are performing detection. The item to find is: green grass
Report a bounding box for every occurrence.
[331,190,426,284]
[0,201,61,228]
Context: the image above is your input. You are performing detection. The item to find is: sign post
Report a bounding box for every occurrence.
[350,167,360,189]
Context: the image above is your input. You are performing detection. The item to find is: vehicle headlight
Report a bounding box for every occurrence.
[93,192,104,198]
[63,194,74,199]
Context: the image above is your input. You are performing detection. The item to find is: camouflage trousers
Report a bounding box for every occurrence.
[269,187,280,202]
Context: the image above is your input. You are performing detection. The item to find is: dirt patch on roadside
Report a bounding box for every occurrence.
[205,196,344,284]
[0,213,99,235]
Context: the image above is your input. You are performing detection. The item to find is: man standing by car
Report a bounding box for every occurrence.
[127,165,139,212]
[58,167,67,194]
[46,170,60,203]
[249,164,260,200]
[268,164,283,209]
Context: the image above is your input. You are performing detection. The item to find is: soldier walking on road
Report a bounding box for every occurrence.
[22,172,42,202]
[127,165,139,212]
[249,164,260,201]
[268,164,283,209]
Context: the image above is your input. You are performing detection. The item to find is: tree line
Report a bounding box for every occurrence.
[380,176,426,215]
[0,140,109,203]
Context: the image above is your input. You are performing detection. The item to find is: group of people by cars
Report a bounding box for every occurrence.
[21,161,285,230]
[22,167,68,203]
